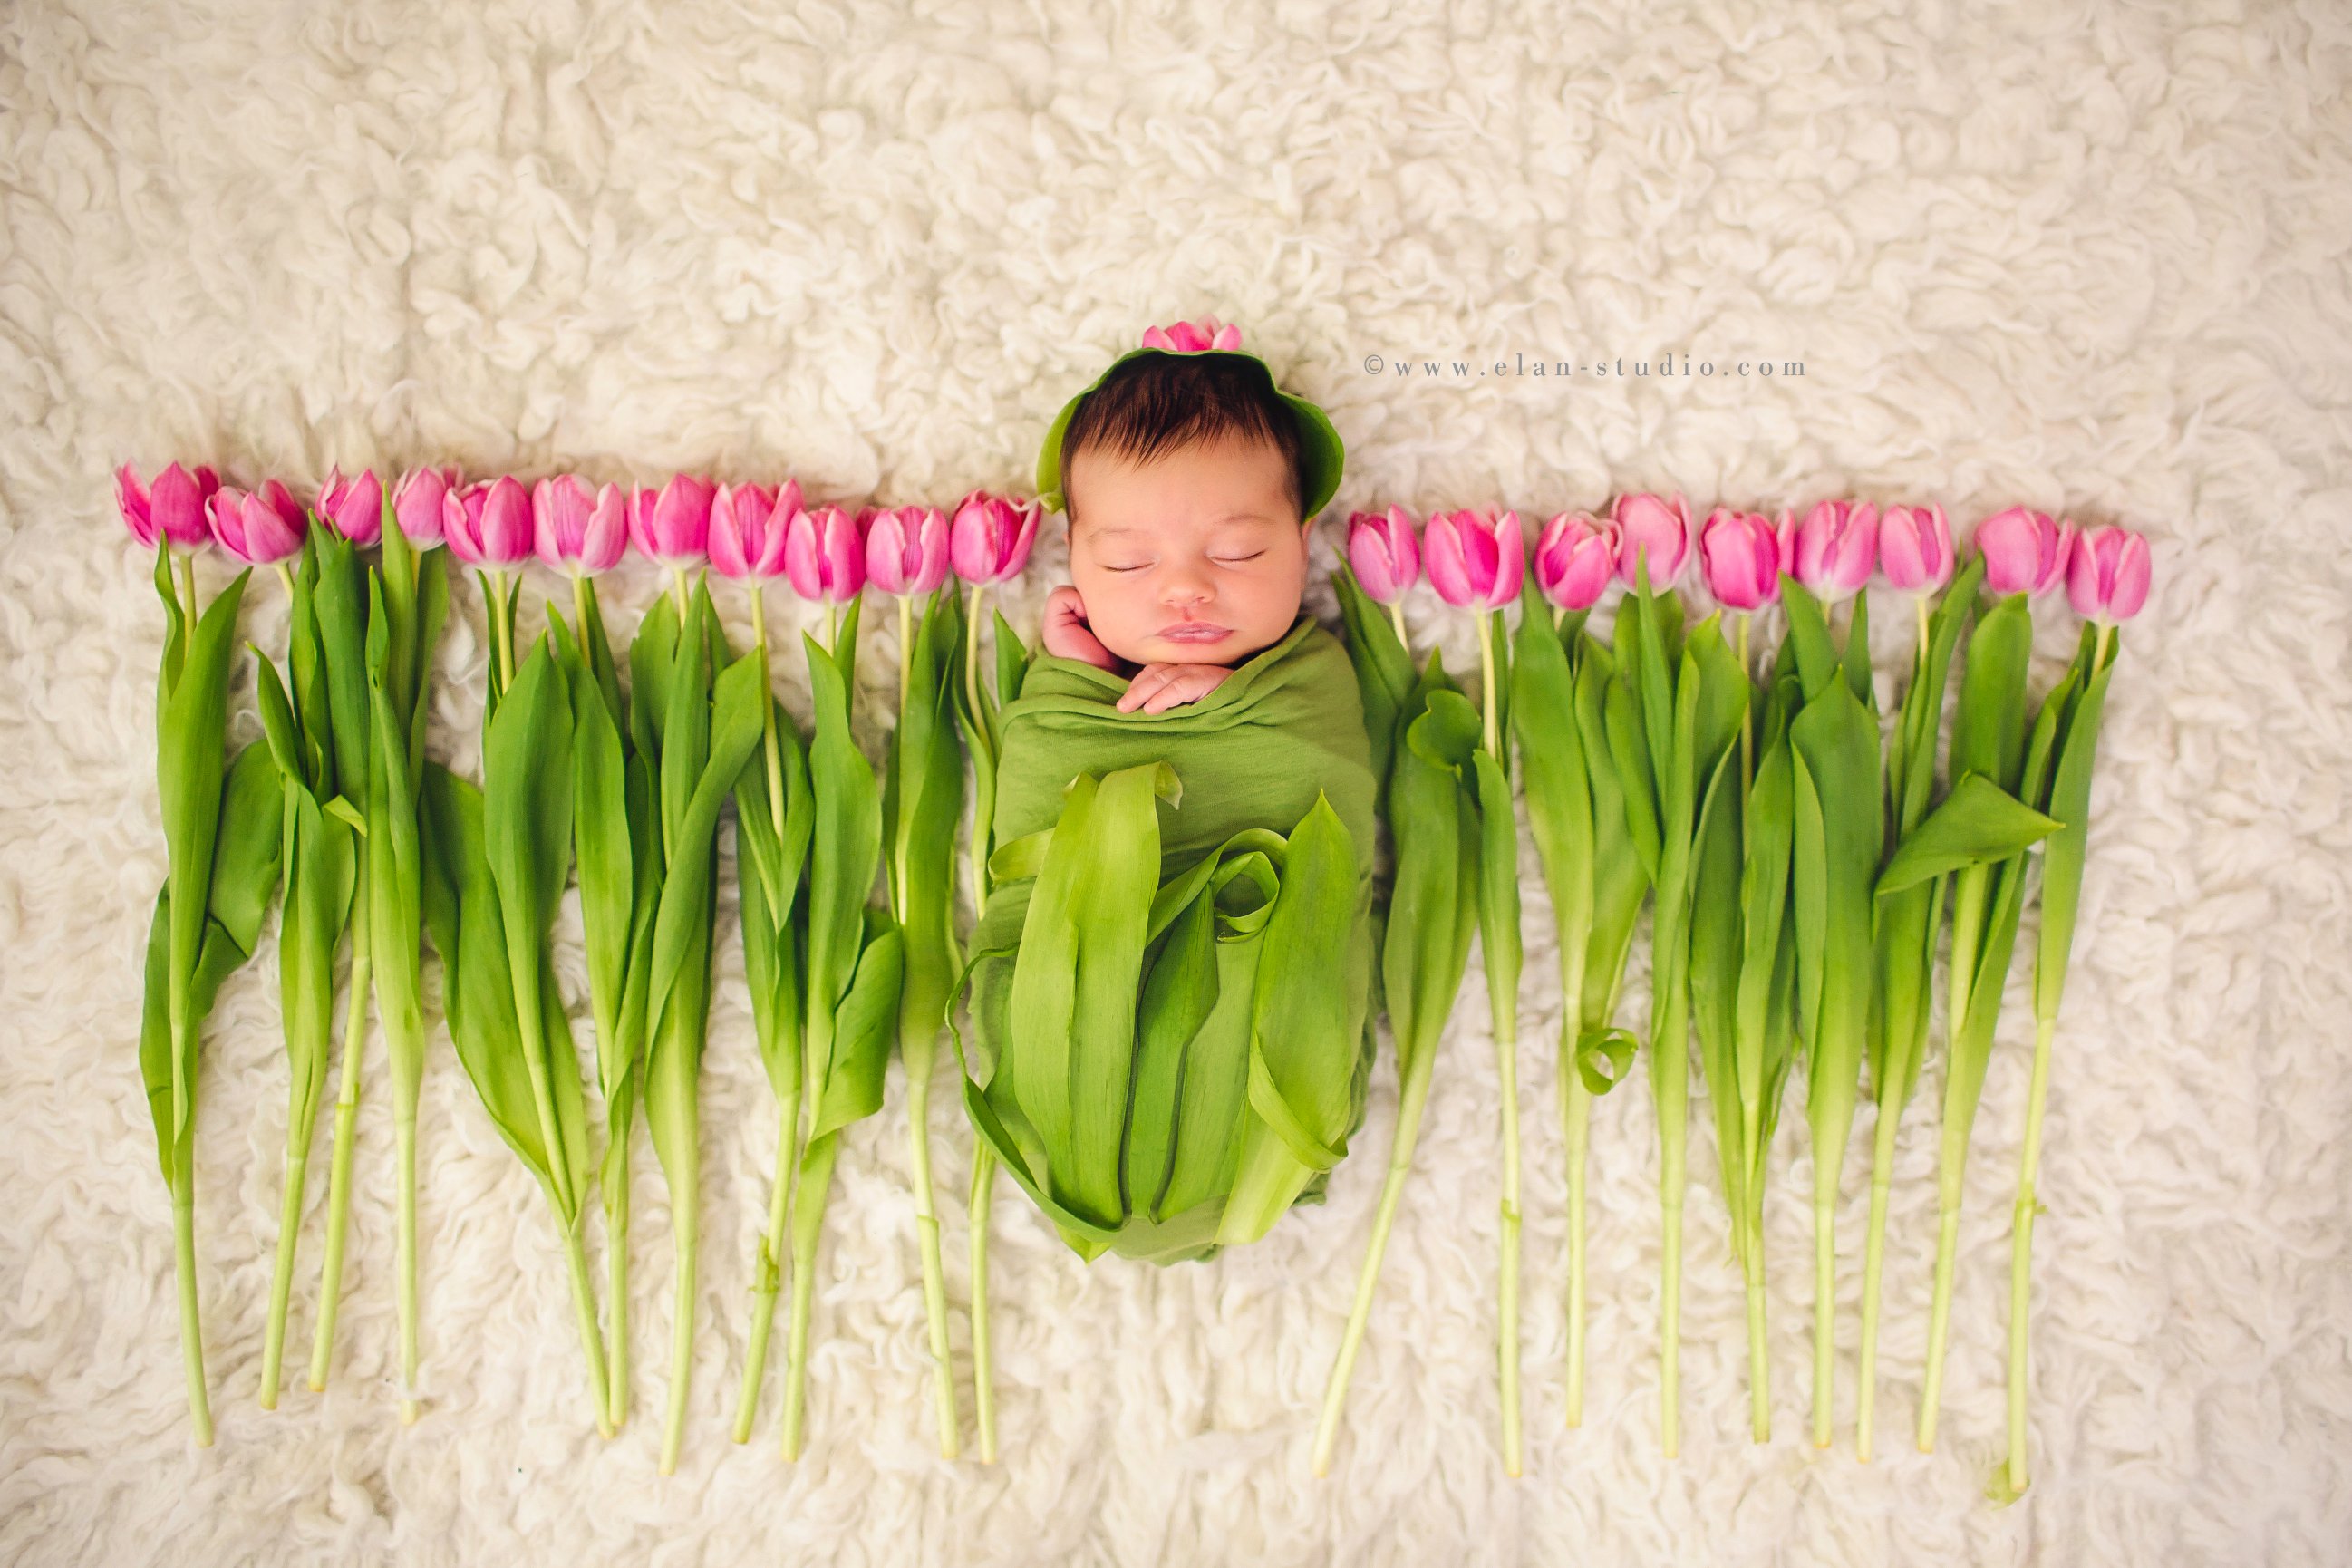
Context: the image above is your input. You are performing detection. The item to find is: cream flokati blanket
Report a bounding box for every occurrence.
[1,2,2347,1564]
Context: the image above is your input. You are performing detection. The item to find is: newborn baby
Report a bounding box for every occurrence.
[1039,351,1315,713]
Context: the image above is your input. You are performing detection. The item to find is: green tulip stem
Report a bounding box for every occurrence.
[1313,1055,1437,1477]
[1560,1006,1591,1428]
[562,1223,615,1438]
[177,551,198,633]
[897,592,915,715]
[1746,1251,1771,1443]
[1476,609,1501,758]
[658,1175,696,1470]
[481,569,517,700]
[1737,612,1754,798]
[605,1132,631,1432]
[393,1112,423,1424]
[1389,597,1409,647]
[1814,1191,1836,1448]
[1918,1196,1962,1452]
[173,1180,213,1447]
[906,1070,958,1457]
[307,873,371,1391]
[969,1145,1000,1464]
[1473,607,1522,1476]
[258,1141,306,1408]
[734,1102,796,1443]
[961,576,1002,1462]
[750,589,787,838]
[670,566,690,624]
[2005,1011,2057,1496]
[1856,1107,1898,1460]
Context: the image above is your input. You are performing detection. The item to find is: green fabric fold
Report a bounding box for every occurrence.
[951,612,1380,1263]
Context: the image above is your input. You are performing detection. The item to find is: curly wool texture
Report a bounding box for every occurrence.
[1,1,2348,1565]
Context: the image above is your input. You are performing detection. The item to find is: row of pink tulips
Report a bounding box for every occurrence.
[114,461,1045,604]
[1346,493,2154,626]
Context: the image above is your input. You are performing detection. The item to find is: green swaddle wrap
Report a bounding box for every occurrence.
[951,612,1381,1263]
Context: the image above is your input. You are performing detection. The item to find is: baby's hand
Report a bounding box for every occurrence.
[1117,662,1234,714]
[1041,585,1119,672]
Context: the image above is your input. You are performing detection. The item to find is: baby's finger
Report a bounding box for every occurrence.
[1116,664,1173,711]
[1141,670,1209,713]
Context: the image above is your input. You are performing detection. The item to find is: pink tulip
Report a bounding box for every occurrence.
[1611,490,1694,589]
[707,479,799,582]
[866,504,951,596]
[784,504,866,605]
[207,479,308,566]
[628,473,716,571]
[1973,506,2076,597]
[317,466,384,547]
[2066,524,2152,625]
[392,465,460,550]
[446,476,534,569]
[1879,503,1954,595]
[1788,498,1879,602]
[116,461,220,551]
[1696,507,1780,612]
[949,489,1041,586]
[534,475,629,576]
[1423,507,1524,611]
[1346,507,1421,605]
[1533,511,1616,612]
[1140,317,1243,353]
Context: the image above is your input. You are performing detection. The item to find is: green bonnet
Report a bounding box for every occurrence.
[1032,318,1345,521]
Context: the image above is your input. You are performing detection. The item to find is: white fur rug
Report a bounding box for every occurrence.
[2,1,2347,1563]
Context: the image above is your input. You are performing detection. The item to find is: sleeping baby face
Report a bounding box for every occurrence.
[1062,431,1312,667]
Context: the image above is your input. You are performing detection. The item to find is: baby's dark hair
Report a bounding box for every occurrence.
[1060,352,1306,525]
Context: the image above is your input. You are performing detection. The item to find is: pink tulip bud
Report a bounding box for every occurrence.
[1879,503,1954,595]
[1422,507,1524,611]
[446,476,535,569]
[1531,511,1616,613]
[1140,317,1243,353]
[1346,506,1421,605]
[206,479,308,566]
[628,473,716,571]
[392,465,460,550]
[707,479,799,582]
[949,489,1041,586]
[317,466,385,547]
[535,474,630,576]
[2066,524,2152,625]
[1698,507,1781,611]
[116,461,220,552]
[1789,498,1879,602]
[1973,506,2076,597]
[1611,491,1694,589]
[866,504,951,596]
[784,504,866,605]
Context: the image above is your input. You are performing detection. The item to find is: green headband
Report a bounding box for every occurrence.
[1033,334,1346,521]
